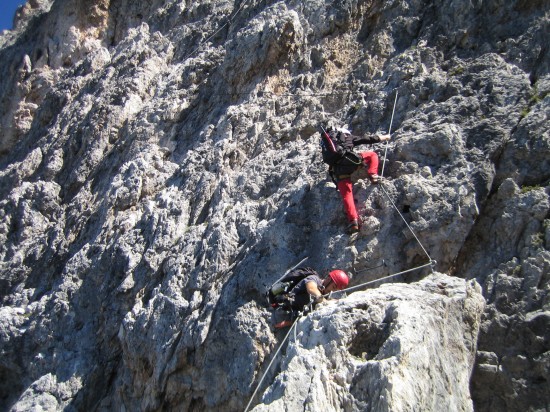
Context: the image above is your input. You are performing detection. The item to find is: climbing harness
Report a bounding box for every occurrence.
[320,126,363,170]
[243,314,302,412]
[380,90,399,178]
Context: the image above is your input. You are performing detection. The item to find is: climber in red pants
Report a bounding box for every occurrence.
[323,127,390,234]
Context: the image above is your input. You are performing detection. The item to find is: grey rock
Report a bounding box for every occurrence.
[252,274,485,412]
[0,0,549,411]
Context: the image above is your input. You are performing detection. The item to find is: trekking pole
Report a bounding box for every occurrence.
[283,256,309,277]
[267,256,309,291]
[380,90,398,178]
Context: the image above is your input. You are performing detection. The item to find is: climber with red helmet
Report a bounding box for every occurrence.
[266,267,350,328]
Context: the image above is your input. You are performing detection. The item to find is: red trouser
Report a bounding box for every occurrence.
[336,151,379,222]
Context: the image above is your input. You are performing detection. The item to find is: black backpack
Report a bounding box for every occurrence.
[320,127,363,175]
[266,267,318,310]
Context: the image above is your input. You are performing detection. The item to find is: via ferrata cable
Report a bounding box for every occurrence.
[380,90,398,178]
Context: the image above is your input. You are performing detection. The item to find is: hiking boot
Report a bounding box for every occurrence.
[347,219,360,234]
[368,173,380,184]
[274,320,293,329]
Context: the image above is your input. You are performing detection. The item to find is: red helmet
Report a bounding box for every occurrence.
[329,270,349,290]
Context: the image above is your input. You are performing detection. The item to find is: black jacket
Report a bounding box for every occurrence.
[328,131,381,178]
[337,132,382,150]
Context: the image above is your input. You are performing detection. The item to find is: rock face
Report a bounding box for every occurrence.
[0,0,548,411]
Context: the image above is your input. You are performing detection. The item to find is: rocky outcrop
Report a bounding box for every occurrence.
[252,274,485,412]
[0,0,548,411]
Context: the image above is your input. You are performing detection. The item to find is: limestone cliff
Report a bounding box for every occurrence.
[0,0,548,411]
